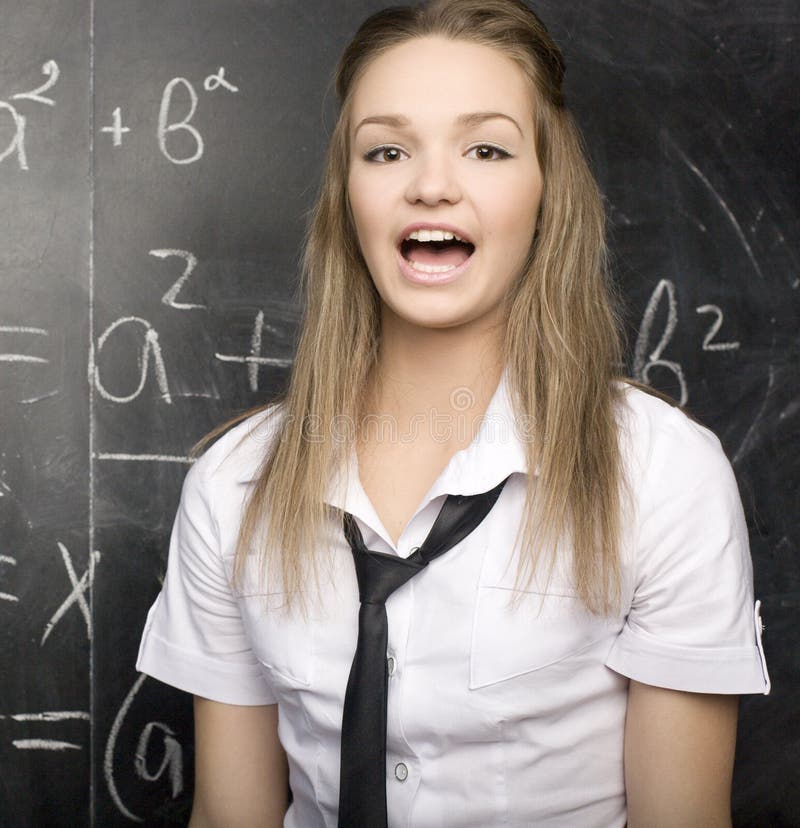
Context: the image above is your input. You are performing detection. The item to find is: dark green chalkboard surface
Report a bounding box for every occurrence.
[1,1,797,825]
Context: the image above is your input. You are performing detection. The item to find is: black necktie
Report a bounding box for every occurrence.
[337,474,510,828]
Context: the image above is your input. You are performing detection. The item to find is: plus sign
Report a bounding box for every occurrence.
[100,106,131,146]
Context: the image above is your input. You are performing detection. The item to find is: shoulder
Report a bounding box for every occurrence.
[614,382,741,513]
[605,385,767,696]
[612,385,752,605]
[619,384,742,523]
[172,403,288,556]
[188,401,288,495]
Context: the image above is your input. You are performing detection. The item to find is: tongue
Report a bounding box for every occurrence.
[404,240,471,268]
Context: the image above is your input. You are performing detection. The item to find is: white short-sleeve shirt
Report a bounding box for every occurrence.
[137,369,770,828]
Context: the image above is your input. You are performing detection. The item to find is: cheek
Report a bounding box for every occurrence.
[490,178,542,250]
[346,175,364,234]
[473,163,540,207]
[347,174,384,252]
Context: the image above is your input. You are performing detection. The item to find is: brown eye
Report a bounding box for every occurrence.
[365,145,406,163]
[467,144,511,161]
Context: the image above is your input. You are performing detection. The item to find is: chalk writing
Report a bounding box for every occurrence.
[20,388,59,405]
[0,326,48,335]
[2,710,89,752]
[158,78,203,165]
[215,310,292,391]
[100,106,131,147]
[0,102,28,170]
[0,59,59,170]
[105,674,147,821]
[1,61,239,170]
[95,452,192,464]
[0,325,49,364]
[93,316,172,404]
[150,249,205,309]
[105,673,185,822]
[135,722,184,799]
[12,739,81,751]
[0,554,17,603]
[203,66,239,93]
[0,352,46,363]
[633,278,687,405]
[696,304,740,351]
[11,60,59,106]
[0,711,90,722]
[41,543,101,646]
[633,280,742,405]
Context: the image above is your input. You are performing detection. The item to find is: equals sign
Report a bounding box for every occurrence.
[0,326,49,364]
[0,710,89,750]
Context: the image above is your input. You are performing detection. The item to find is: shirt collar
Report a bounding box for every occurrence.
[324,364,532,516]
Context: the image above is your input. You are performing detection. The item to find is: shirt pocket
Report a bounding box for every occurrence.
[222,554,314,689]
[470,565,617,690]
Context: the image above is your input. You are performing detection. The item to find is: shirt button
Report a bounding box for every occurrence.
[394,762,408,782]
[387,655,396,676]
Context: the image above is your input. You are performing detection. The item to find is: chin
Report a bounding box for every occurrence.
[382,302,478,332]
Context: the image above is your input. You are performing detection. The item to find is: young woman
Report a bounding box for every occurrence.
[137,1,770,826]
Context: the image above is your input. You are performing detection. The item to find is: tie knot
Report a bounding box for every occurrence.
[351,548,425,604]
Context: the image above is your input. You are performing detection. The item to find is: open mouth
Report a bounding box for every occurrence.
[399,231,476,274]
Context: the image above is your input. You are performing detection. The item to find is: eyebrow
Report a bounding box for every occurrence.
[353,111,524,138]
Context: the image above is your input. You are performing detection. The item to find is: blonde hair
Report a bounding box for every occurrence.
[198,0,627,615]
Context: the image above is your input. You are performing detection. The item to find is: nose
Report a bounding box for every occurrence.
[404,150,462,206]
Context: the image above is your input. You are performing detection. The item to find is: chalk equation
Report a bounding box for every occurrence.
[90,248,291,418]
[215,309,292,393]
[0,535,179,819]
[1,685,183,821]
[101,67,239,164]
[1,62,239,169]
[0,60,59,170]
[1,543,96,753]
[0,539,100,644]
[633,277,740,406]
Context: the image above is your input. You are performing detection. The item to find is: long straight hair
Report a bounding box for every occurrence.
[198,0,627,615]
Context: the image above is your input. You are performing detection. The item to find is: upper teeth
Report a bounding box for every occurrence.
[405,229,467,243]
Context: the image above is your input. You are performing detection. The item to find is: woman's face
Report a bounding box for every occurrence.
[347,36,543,333]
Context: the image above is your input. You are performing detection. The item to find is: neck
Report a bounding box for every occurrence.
[363,307,505,445]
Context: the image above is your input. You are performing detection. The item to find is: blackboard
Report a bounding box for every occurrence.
[1,1,797,825]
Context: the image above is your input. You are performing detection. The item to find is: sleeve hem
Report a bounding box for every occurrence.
[136,629,278,706]
[605,623,771,695]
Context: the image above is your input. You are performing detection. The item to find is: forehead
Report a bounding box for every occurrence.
[349,36,534,133]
